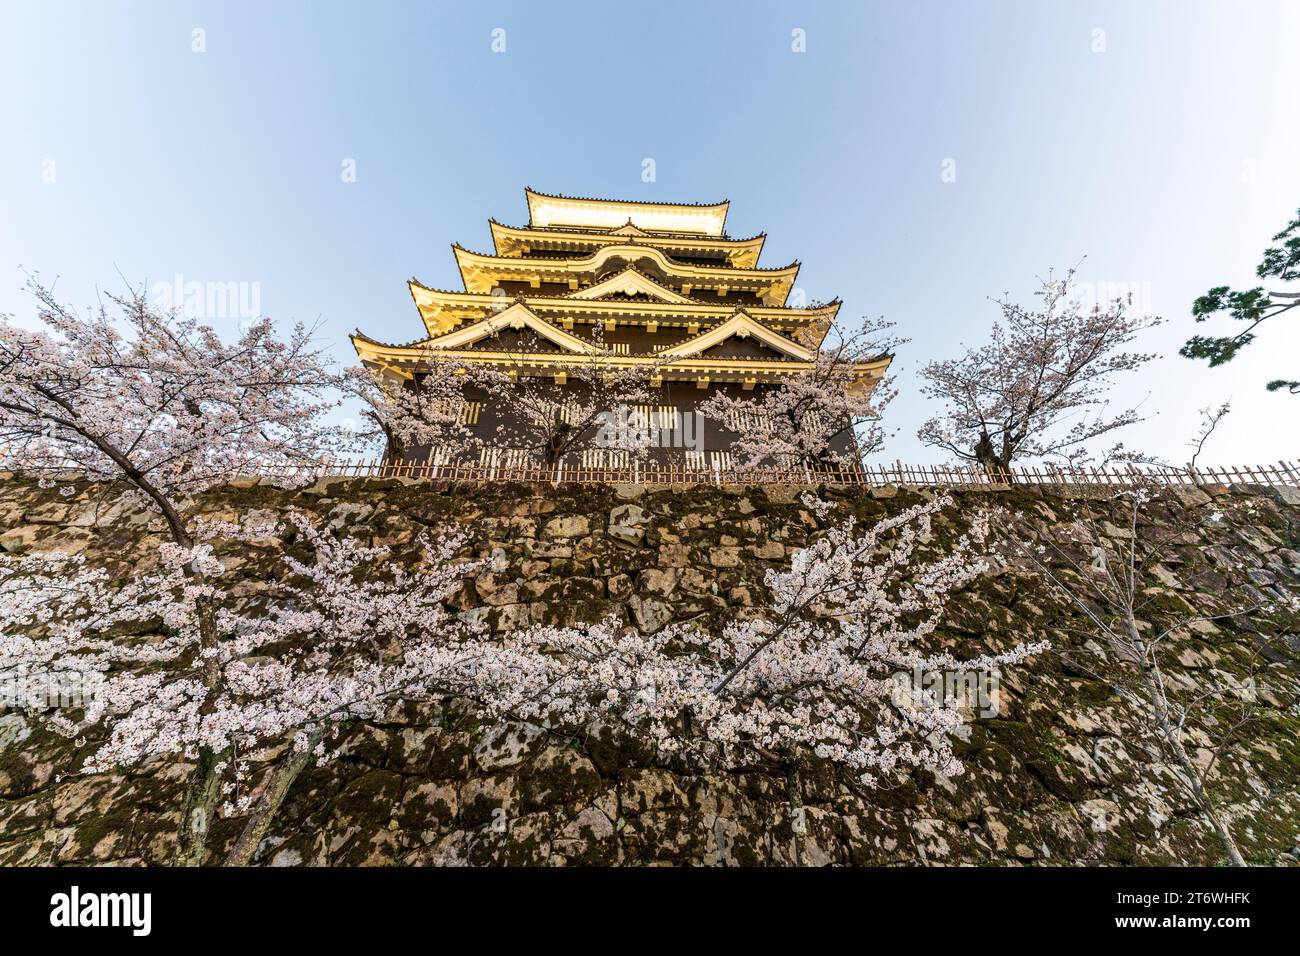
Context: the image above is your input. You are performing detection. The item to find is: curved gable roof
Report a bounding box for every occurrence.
[567,267,697,304]
[658,311,813,361]
[424,302,599,354]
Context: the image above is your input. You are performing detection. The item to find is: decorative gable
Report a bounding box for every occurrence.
[608,220,651,238]
[656,311,813,361]
[424,302,598,354]
[568,268,695,304]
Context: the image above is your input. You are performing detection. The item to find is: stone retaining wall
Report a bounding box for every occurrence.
[1,476,1297,865]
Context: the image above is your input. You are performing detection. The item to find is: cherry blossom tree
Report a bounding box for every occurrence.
[0,275,338,864]
[0,511,487,866]
[0,277,337,541]
[350,326,660,470]
[698,318,900,470]
[1187,401,1231,472]
[4,491,1045,865]
[995,489,1290,866]
[341,358,472,465]
[473,494,1046,785]
[918,270,1161,478]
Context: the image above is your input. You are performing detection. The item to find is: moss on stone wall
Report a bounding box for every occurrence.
[0,474,1297,865]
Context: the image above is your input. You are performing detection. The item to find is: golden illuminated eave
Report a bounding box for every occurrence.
[489,221,766,268]
[452,244,799,304]
[351,333,892,387]
[358,188,863,392]
[526,188,728,236]
[407,281,841,338]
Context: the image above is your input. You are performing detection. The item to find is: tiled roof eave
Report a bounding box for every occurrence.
[350,342,892,379]
[452,243,799,277]
[408,281,841,322]
[489,219,766,245]
[525,186,729,211]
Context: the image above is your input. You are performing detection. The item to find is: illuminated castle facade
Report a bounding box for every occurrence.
[352,188,890,468]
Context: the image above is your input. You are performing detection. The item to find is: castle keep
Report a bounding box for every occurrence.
[352,188,891,469]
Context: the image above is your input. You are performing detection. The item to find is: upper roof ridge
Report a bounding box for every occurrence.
[525,186,730,210]
[526,187,730,237]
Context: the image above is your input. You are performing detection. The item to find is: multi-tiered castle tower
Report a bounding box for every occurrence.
[352,188,891,469]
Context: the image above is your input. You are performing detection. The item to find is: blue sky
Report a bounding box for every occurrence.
[2,0,1297,464]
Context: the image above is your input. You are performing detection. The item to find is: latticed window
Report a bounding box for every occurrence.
[527,402,583,428]
[630,405,682,431]
[579,448,630,469]
[611,342,630,355]
[430,400,482,425]
[723,408,775,434]
[478,447,532,469]
[423,445,456,467]
[720,408,831,435]
[680,450,732,471]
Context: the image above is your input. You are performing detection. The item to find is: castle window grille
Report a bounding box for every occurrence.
[529,401,584,428]
[723,408,775,434]
[428,399,482,425]
[425,445,455,467]
[479,447,532,469]
[627,405,683,431]
[580,448,630,470]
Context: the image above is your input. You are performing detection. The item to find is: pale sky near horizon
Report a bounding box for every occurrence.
[2,0,1297,465]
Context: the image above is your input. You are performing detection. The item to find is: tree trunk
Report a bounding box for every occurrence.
[1128,619,1247,867]
[174,595,226,866]
[382,427,405,473]
[543,421,571,470]
[224,727,327,867]
[786,768,807,867]
[52,420,234,866]
[175,744,225,866]
[974,435,1014,484]
[1164,728,1247,866]
[1196,789,1248,867]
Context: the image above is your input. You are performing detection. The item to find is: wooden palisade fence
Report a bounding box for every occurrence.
[245,457,1300,489]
